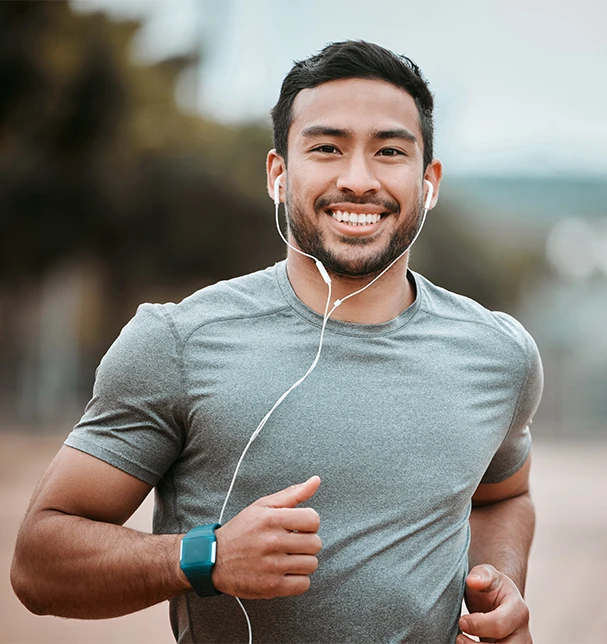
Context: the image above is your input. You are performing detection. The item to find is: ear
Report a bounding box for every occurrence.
[267,150,286,204]
[423,158,443,210]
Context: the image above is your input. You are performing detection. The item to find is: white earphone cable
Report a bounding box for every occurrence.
[217,264,332,525]
[218,201,334,644]
[220,182,432,644]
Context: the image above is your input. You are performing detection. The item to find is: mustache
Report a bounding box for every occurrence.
[314,194,400,214]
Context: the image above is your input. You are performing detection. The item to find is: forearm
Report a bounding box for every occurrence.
[11,510,191,618]
[468,492,535,595]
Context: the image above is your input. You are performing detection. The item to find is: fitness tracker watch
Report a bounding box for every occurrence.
[179,523,222,597]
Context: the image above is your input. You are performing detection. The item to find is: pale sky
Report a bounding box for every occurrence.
[73,0,607,177]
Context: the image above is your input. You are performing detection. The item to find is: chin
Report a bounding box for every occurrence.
[320,249,397,278]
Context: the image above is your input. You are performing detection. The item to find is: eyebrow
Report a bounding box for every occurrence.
[301,125,417,144]
[372,128,417,143]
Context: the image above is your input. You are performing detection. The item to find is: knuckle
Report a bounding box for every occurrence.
[266,555,284,573]
[263,534,283,553]
[252,493,270,507]
[262,507,277,526]
[265,510,282,528]
[265,576,281,595]
[247,505,269,528]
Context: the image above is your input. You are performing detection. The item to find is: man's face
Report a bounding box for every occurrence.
[284,78,428,277]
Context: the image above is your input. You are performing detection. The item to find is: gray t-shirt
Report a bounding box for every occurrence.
[66,261,543,644]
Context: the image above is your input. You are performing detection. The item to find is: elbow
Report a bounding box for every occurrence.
[11,519,57,617]
[11,507,70,616]
[10,556,49,616]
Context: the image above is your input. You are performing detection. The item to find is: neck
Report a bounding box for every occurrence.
[285,249,414,324]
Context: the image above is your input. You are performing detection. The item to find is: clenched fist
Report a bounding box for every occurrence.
[458,564,532,643]
[211,476,322,599]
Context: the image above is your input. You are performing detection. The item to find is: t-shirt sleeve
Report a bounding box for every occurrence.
[481,326,543,484]
[65,303,185,486]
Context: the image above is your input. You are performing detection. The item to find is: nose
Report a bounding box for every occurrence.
[336,154,381,196]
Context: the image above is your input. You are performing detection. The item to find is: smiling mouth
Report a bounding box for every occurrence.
[327,209,386,227]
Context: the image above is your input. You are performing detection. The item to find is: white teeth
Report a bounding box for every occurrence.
[330,211,382,226]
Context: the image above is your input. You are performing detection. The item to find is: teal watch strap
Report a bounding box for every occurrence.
[180,523,221,597]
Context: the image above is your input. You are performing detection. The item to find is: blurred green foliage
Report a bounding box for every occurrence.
[0,0,282,293]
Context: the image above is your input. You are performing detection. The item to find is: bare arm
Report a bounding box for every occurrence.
[468,455,535,593]
[458,454,534,643]
[11,446,190,618]
[11,446,322,619]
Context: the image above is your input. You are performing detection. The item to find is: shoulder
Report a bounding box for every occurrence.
[412,271,539,364]
[133,263,288,344]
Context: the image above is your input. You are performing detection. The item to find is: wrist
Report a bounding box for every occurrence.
[169,534,193,593]
[176,535,193,592]
[210,562,224,594]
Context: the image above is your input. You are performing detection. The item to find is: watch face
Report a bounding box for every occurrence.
[183,535,215,564]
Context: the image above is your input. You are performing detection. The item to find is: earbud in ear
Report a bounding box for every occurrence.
[273,174,283,205]
[423,180,434,211]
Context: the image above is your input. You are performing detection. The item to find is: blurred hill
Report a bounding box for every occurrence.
[447,176,607,223]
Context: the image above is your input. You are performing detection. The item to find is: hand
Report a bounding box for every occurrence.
[211,476,322,599]
[458,564,531,643]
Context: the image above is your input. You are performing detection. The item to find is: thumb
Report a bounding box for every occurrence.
[257,476,321,508]
[466,564,500,593]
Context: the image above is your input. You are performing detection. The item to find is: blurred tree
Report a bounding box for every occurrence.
[0,0,281,287]
[0,0,281,421]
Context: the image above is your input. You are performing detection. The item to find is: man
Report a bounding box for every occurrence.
[12,41,542,643]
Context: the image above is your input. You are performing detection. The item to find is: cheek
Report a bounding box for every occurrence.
[383,173,422,206]
[293,158,337,189]
[288,176,332,210]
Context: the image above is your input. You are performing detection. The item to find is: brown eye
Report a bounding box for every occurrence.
[314,145,338,154]
[379,148,403,156]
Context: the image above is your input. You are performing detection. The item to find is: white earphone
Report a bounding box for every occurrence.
[423,179,434,211]
[273,173,283,205]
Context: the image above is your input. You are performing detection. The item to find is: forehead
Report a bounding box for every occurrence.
[289,78,422,145]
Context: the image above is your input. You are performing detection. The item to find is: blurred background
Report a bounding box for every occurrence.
[1,1,605,642]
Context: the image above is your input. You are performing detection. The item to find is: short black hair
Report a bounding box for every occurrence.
[271,40,435,169]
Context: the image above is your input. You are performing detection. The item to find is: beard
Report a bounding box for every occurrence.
[286,191,425,278]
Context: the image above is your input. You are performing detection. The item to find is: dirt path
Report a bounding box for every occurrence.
[1,433,605,643]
